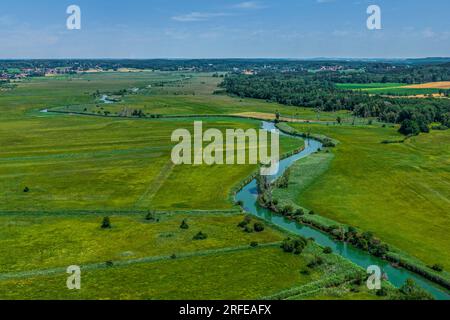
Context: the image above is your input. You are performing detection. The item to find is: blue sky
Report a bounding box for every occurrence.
[0,0,449,58]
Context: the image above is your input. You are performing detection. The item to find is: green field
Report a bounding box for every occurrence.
[0,115,304,212]
[286,122,450,271]
[0,212,287,273]
[0,71,368,300]
[0,244,365,300]
[0,211,369,300]
[15,72,351,121]
[0,71,445,300]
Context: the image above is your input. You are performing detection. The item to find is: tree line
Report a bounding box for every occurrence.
[221,73,450,135]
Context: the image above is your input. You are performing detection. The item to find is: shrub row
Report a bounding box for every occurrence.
[262,270,365,300]
[385,253,450,290]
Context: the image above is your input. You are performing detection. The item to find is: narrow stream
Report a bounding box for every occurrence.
[236,121,450,300]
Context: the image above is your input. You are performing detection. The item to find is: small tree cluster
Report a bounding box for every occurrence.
[395,279,434,300]
[145,211,159,222]
[431,264,443,272]
[323,247,333,254]
[193,231,208,240]
[238,216,265,233]
[101,216,111,229]
[276,168,291,189]
[307,256,324,269]
[180,219,189,230]
[344,228,389,257]
[281,237,308,255]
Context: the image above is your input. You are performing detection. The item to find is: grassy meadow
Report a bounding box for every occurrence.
[0,115,302,212]
[0,212,286,273]
[0,71,351,300]
[16,71,352,120]
[0,210,370,300]
[0,243,363,300]
[0,71,446,299]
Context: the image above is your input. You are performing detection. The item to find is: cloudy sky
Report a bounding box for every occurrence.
[0,0,449,58]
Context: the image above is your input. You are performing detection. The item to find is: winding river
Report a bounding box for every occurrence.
[236,121,450,300]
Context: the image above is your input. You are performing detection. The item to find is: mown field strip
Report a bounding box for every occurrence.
[0,242,281,281]
[134,160,176,208]
[0,146,169,163]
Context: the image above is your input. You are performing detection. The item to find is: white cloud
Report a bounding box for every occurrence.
[422,28,436,39]
[172,12,231,22]
[233,1,267,9]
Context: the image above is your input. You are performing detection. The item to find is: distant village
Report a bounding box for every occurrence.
[0,67,75,81]
[0,62,357,82]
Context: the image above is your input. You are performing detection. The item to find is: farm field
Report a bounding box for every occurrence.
[286,122,450,271]
[0,115,303,212]
[10,72,352,121]
[0,70,447,300]
[404,81,450,89]
[336,82,447,96]
[1,0,450,304]
[0,212,287,273]
[0,71,358,300]
[9,72,299,117]
[0,242,369,300]
[0,210,374,300]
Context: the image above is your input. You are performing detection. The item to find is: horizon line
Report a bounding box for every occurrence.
[1,56,450,61]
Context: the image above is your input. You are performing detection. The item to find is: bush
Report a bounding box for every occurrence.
[399,119,420,136]
[254,222,265,232]
[431,125,448,131]
[295,209,305,216]
[193,231,208,240]
[244,225,254,233]
[250,241,259,248]
[300,269,310,275]
[145,211,158,222]
[277,168,291,188]
[23,187,30,193]
[105,261,114,267]
[370,243,389,257]
[238,215,252,228]
[376,287,388,297]
[431,264,444,272]
[308,210,315,215]
[307,256,324,269]
[101,216,111,229]
[238,220,248,228]
[323,247,333,254]
[180,219,189,230]
[235,200,244,207]
[397,279,434,300]
[322,138,335,148]
[281,205,294,215]
[281,237,307,254]
[281,239,294,253]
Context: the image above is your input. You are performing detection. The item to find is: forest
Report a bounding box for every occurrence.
[221,72,450,135]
